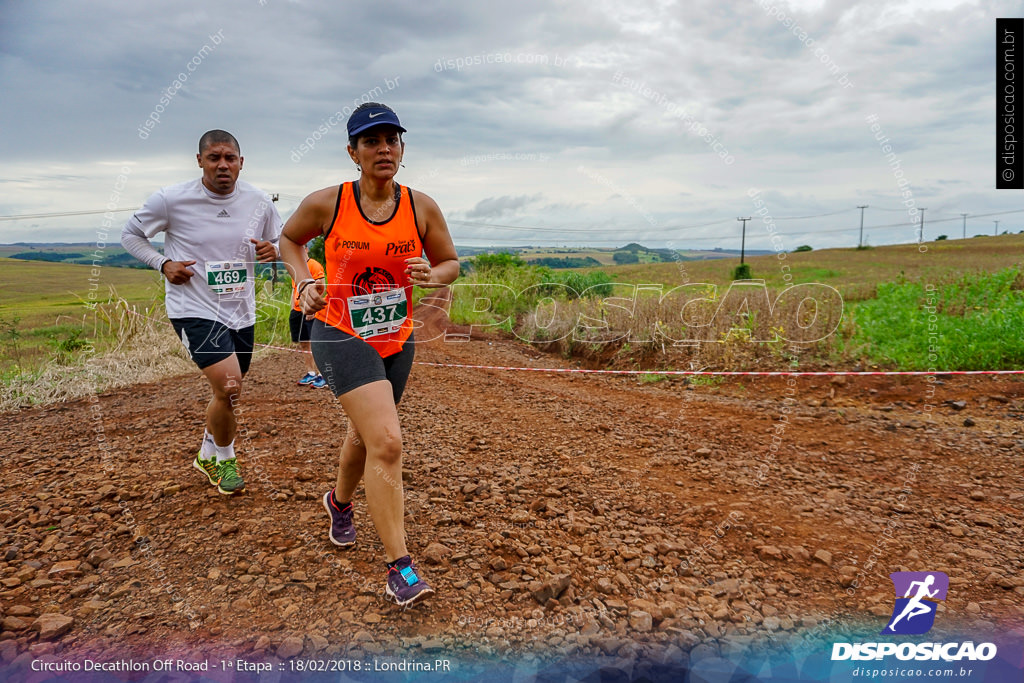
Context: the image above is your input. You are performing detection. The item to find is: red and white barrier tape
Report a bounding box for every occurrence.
[123,309,1024,377]
[411,362,1024,377]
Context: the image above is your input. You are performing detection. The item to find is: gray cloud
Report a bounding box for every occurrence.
[1,0,1023,248]
[465,194,545,219]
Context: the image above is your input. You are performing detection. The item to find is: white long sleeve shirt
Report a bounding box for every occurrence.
[121,178,283,329]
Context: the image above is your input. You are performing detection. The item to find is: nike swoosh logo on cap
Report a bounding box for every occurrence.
[369,112,385,118]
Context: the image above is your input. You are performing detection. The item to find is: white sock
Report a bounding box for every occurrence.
[200,431,216,460]
[214,440,236,463]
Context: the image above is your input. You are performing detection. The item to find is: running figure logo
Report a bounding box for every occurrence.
[881,571,949,635]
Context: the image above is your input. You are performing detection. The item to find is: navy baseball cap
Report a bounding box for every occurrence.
[347,106,407,138]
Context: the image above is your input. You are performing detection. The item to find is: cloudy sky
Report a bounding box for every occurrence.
[1,0,1021,251]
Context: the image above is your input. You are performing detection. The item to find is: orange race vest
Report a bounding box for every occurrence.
[316,182,422,358]
[292,258,325,311]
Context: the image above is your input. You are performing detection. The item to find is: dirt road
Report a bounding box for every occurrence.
[1,309,1022,676]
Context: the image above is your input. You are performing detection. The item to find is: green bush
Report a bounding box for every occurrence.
[307,235,326,268]
[449,257,614,330]
[47,328,89,364]
[732,263,752,280]
[843,267,1024,370]
[530,256,601,269]
[547,270,614,299]
[0,316,23,368]
[253,280,294,349]
[613,251,640,264]
[794,245,813,252]
[468,252,525,272]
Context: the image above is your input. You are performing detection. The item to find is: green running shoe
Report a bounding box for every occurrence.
[216,458,245,495]
[193,451,219,487]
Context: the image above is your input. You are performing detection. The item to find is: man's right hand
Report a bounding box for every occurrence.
[162,260,196,285]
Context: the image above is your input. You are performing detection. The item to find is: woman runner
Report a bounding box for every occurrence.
[279,103,458,607]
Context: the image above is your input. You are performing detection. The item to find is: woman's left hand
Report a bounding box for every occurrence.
[404,256,433,286]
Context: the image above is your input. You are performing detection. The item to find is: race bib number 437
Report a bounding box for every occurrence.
[206,261,247,295]
[347,289,408,339]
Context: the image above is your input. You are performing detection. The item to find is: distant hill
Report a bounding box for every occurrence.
[529,256,602,269]
[516,244,772,267]
[454,246,500,258]
[2,246,152,269]
[0,242,773,269]
[9,251,87,262]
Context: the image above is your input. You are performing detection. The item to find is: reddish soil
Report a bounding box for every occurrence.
[1,295,1022,675]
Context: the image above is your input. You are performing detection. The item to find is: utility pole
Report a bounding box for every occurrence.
[918,208,926,243]
[994,220,1000,236]
[960,213,968,240]
[857,205,868,248]
[737,217,751,264]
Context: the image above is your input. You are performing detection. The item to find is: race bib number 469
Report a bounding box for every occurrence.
[206,261,247,295]
[347,289,408,339]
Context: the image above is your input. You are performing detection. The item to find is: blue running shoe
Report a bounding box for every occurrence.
[385,556,434,607]
[312,375,329,389]
[297,372,317,386]
[322,489,356,547]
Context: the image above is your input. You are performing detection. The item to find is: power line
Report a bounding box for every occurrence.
[2,202,1022,246]
[452,208,1024,238]
[0,193,305,221]
[450,210,854,234]
[772,208,856,220]
[448,217,736,234]
[453,225,875,246]
[452,215,1024,246]
[0,207,140,221]
[0,204,855,231]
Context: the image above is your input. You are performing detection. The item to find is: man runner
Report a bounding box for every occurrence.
[121,129,282,494]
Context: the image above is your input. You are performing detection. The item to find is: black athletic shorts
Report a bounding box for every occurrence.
[310,320,415,403]
[289,309,314,343]
[170,317,255,374]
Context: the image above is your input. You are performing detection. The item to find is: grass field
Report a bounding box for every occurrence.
[456,235,1024,370]
[0,258,163,371]
[594,234,1024,300]
[0,256,296,408]
[519,248,618,266]
[2,235,1022,401]
[838,267,1024,370]
[517,247,746,267]
[0,258,161,327]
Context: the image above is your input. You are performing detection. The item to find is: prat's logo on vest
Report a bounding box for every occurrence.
[384,239,418,257]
